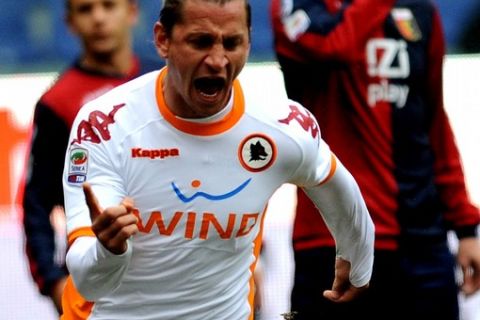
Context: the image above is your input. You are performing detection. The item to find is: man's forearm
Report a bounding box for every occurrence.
[302,157,374,287]
[66,236,132,300]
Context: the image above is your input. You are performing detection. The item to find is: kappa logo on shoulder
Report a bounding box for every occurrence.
[71,103,125,145]
[278,104,319,139]
[131,147,180,160]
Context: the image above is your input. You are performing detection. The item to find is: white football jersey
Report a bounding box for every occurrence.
[63,68,342,320]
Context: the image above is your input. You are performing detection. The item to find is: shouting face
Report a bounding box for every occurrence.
[154,0,251,118]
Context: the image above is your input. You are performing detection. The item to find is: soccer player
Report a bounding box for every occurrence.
[271,0,480,319]
[22,0,161,316]
[61,0,375,319]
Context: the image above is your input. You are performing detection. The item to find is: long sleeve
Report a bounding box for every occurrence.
[23,102,70,296]
[66,237,133,300]
[426,8,480,234]
[273,0,396,62]
[301,156,374,287]
[63,99,130,301]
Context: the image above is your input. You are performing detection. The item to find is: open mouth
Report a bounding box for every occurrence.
[194,77,226,98]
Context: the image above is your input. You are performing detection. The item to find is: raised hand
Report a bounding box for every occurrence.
[83,183,139,255]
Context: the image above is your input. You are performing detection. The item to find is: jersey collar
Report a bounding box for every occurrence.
[155,67,245,136]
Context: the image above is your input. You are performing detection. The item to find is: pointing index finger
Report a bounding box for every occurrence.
[83,182,103,222]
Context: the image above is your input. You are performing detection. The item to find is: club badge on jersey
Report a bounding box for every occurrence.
[67,147,89,184]
[392,8,422,42]
[238,133,277,172]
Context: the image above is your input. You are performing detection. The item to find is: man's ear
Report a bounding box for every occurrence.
[154,22,169,59]
[128,0,139,27]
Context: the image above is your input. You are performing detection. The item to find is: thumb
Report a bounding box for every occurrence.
[323,289,341,302]
[121,197,135,212]
[83,182,103,222]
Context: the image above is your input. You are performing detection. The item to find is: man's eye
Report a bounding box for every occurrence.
[223,38,242,51]
[191,36,214,49]
[76,4,92,14]
[103,0,116,10]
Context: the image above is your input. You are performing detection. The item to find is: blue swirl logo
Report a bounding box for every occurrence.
[171,178,251,203]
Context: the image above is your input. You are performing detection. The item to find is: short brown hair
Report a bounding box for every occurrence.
[66,0,136,12]
[159,0,251,38]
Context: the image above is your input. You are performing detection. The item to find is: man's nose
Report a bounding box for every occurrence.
[91,5,108,22]
[205,44,228,70]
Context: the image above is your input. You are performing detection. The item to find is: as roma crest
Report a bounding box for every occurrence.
[238,134,276,172]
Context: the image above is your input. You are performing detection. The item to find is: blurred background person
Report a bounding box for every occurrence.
[271,0,480,319]
[22,0,162,315]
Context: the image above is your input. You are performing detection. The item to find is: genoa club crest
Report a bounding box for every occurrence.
[392,8,422,42]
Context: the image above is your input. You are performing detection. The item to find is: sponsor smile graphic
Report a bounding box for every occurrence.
[172,179,251,203]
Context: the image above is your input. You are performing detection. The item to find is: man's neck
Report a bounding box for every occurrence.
[81,47,134,76]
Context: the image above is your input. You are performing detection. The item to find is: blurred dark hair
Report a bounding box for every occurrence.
[66,0,137,12]
[159,0,251,38]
